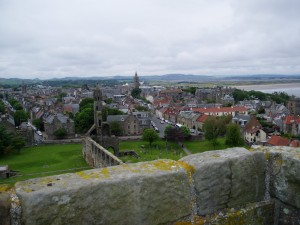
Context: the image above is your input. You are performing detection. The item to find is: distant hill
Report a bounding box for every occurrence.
[1,74,300,86]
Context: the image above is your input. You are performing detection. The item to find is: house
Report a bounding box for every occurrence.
[232,114,250,127]
[177,111,200,129]
[244,117,267,144]
[283,115,300,135]
[107,114,141,136]
[267,135,290,146]
[192,106,247,117]
[44,113,75,140]
[195,114,209,131]
[63,104,79,115]
[162,106,182,124]
[155,107,168,120]
[287,96,300,115]
[132,111,151,131]
[289,139,300,147]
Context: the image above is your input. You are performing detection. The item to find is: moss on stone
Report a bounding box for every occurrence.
[0,184,11,193]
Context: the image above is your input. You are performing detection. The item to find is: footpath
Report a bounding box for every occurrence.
[179,142,191,155]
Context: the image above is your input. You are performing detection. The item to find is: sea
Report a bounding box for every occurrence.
[233,84,300,98]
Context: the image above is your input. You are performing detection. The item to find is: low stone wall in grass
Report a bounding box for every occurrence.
[0,146,299,225]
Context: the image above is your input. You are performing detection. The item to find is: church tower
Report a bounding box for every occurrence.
[133,72,140,89]
[93,84,103,142]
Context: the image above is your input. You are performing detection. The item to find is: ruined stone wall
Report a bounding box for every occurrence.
[82,137,123,168]
[0,147,299,225]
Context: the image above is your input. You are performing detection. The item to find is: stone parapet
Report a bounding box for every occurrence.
[180,148,265,216]
[0,147,299,224]
[15,160,192,225]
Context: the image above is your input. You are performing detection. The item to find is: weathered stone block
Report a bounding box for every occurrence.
[0,185,11,225]
[15,160,193,225]
[173,201,274,225]
[180,148,265,215]
[275,199,300,225]
[253,146,300,209]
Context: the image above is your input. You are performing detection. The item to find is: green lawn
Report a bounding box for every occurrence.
[119,140,186,163]
[0,138,241,185]
[183,138,229,154]
[0,144,90,185]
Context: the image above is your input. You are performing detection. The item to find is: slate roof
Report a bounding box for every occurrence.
[45,113,68,124]
[107,115,128,122]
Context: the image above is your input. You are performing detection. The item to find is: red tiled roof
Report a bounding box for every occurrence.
[267,136,290,146]
[290,140,300,147]
[244,117,262,133]
[192,106,247,114]
[196,114,209,122]
[63,105,73,112]
[284,115,300,125]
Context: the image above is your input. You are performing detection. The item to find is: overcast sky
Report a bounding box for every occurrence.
[0,0,300,79]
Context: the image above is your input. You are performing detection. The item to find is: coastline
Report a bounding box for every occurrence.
[232,82,300,91]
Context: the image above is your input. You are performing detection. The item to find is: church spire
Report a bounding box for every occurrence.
[133,72,140,89]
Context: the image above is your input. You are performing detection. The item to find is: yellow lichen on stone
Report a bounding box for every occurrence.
[0,184,11,193]
[173,216,205,225]
[264,151,271,160]
[151,160,180,171]
[178,161,195,174]
[76,167,110,180]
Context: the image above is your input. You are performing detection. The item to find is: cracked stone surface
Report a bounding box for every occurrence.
[15,159,192,225]
[252,146,300,209]
[180,148,265,215]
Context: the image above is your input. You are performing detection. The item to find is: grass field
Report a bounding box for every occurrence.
[183,138,228,154]
[0,144,90,185]
[0,138,236,185]
[119,140,186,163]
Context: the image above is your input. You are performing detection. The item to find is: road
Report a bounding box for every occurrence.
[150,116,173,138]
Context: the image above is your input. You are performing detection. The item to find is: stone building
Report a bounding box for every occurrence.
[133,72,140,89]
[44,113,75,140]
[107,112,150,136]
[85,85,119,155]
[243,117,266,144]
[288,96,300,115]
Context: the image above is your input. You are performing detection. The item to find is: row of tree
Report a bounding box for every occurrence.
[203,116,244,147]
[232,89,289,104]
[0,125,25,157]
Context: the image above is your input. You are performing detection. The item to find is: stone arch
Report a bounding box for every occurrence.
[102,123,111,136]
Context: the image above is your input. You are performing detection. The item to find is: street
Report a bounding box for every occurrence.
[150,116,173,138]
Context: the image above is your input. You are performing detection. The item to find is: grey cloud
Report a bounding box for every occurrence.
[0,0,299,78]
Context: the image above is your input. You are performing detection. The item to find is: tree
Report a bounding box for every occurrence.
[225,123,244,147]
[232,89,249,102]
[32,118,44,131]
[0,126,12,156]
[203,117,220,147]
[0,101,5,114]
[216,115,232,136]
[135,105,148,111]
[110,121,122,136]
[164,126,184,142]
[53,128,67,139]
[14,102,23,110]
[79,98,94,111]
[11,135,25,153]
[13,110,29,126]
[102,107,125,121]
[142,128,159,147]
[180,126,191,140]
[104,98,113,104]
[131,88,142,98]
[75,107,94,133]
